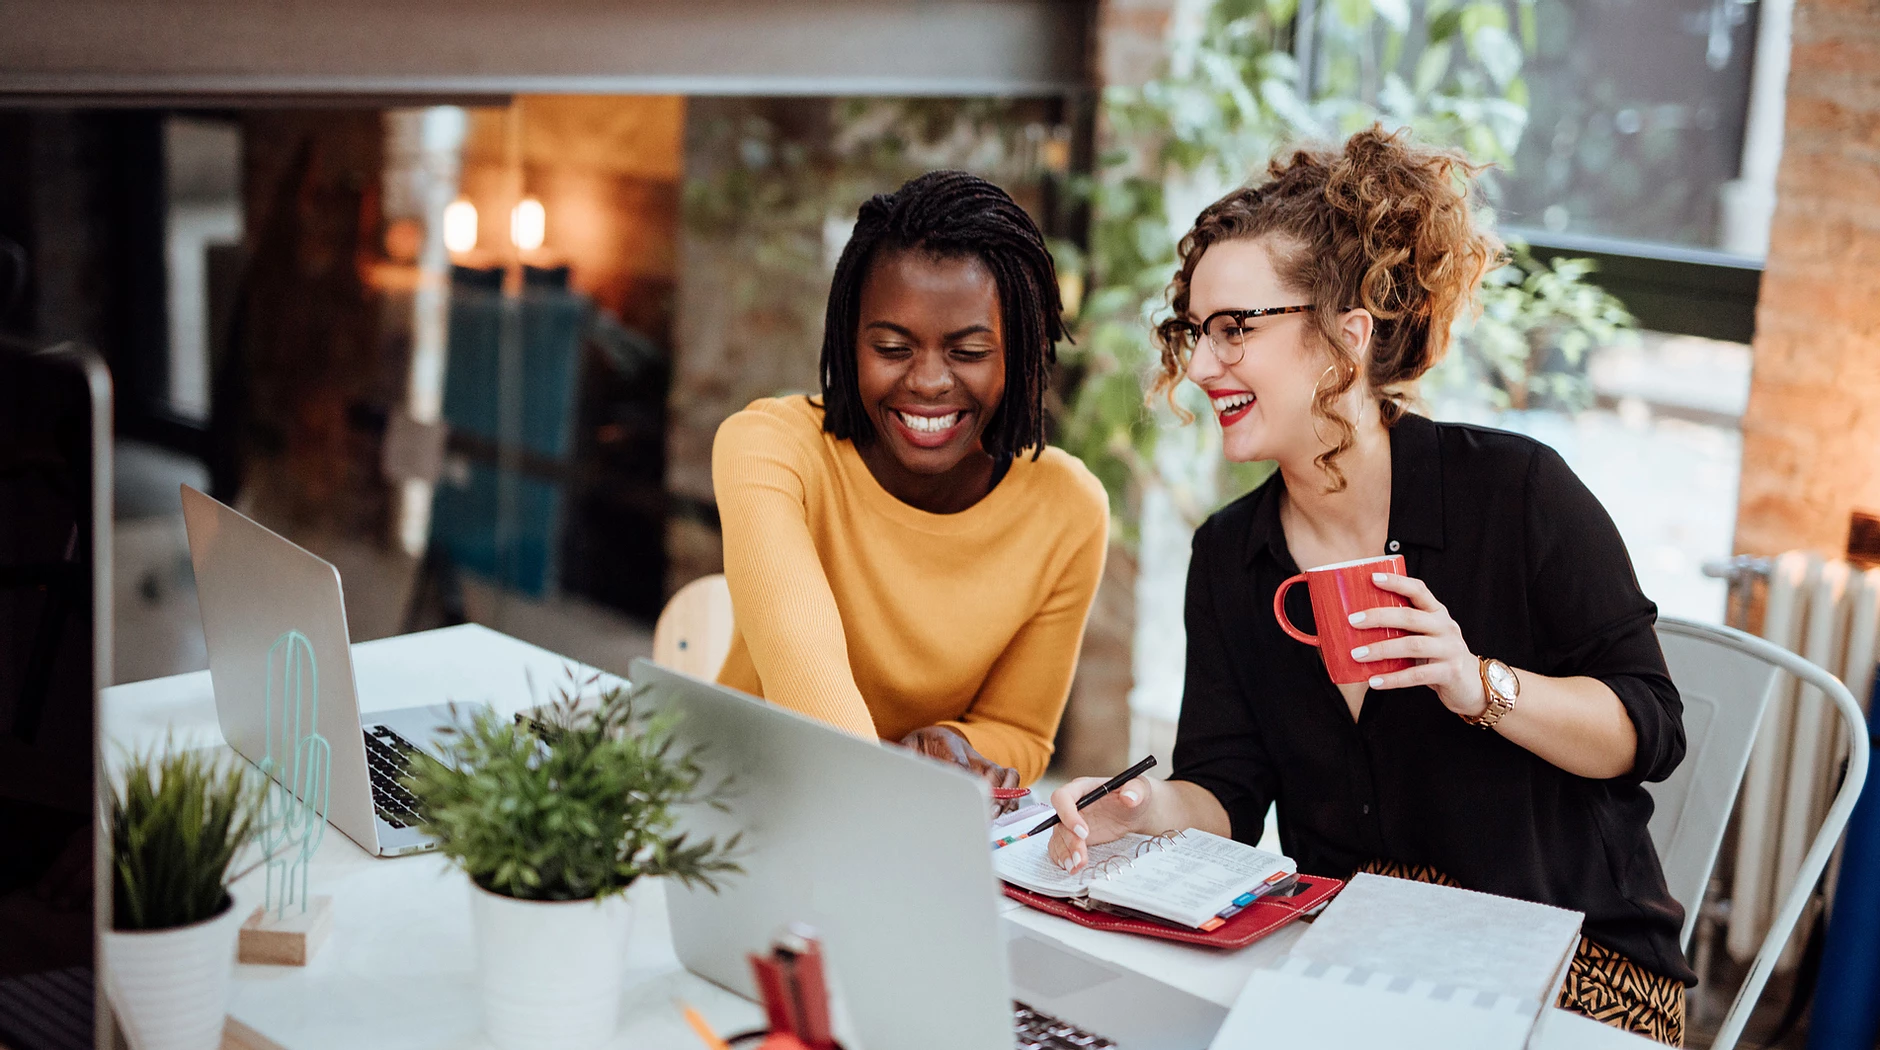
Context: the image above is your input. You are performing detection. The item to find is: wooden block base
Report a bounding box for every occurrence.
[237,896,333,966]
[222,1016,287,1050]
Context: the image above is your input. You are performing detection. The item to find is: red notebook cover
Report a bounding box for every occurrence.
[1002,873,1344,949]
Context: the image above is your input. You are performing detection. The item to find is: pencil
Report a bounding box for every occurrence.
[676,999,731,1050]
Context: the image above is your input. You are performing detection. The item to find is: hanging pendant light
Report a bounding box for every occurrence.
[510,196,546,252]
[443,197,478,255]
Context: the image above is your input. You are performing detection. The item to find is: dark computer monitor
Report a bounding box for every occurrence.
[0,337,111,1050]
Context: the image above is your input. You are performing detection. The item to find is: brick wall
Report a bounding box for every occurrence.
[1050,0,1179,776]
[1097,0,1178,88]
[664,98,837,595]
[1734,0,1880,560]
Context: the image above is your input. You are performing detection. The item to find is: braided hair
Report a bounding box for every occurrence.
[820,170,1064,460]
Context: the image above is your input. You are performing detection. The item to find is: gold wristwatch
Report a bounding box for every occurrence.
[1467,657,1520,729]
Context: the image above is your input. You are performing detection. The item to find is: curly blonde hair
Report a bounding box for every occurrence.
[1152,125,1504,490]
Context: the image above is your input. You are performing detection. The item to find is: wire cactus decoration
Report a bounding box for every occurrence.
[258,629,331,918]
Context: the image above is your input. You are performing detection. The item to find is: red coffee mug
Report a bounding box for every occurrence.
[1273,554,1416,686]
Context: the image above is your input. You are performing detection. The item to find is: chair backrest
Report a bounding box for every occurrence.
[1648,618,1783,949]
[652,574,734,680]
[1649,617,1869,1050]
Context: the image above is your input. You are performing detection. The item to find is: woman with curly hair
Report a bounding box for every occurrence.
[1040,128,1694,1044]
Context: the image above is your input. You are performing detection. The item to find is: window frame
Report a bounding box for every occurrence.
[1511,226,1763,345]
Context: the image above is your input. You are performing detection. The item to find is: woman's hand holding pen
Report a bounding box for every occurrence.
[1044,775,1155,873]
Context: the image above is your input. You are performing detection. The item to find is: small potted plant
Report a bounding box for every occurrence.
[405,676,740,1050]
[104,744,267,1050]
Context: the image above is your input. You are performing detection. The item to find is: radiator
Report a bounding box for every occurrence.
[1712,552,1880,966]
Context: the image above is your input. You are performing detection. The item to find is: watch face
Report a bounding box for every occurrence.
[1487,661,1518,697]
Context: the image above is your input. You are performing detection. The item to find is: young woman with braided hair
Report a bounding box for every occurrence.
[713,170,1108,802]
[1042,128,1694,1043]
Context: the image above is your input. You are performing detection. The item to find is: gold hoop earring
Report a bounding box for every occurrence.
[1307,363,1336,446]
[1308,363,1336,407]
[1307,361,1357,446]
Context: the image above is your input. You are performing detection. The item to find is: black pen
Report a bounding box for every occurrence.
[993,755,1157,849]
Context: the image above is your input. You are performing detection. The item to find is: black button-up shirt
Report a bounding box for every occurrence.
[1171,412,1694,984]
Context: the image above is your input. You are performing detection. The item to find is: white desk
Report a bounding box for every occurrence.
[103,624,1654,1050]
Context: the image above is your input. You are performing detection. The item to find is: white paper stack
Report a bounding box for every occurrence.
[1208,873,1585,1050]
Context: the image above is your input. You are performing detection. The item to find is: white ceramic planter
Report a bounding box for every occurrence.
[469,880,635,1050]
[103,898,245,1050]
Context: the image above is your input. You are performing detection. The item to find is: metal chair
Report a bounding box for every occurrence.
[1647,617,1870,1050]
[651,573,734,681]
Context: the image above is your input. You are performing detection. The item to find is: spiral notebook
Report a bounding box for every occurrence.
[993,828,1297,931]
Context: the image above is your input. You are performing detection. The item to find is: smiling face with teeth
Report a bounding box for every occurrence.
[851,249,1009,512]
[1184,237,1374,469]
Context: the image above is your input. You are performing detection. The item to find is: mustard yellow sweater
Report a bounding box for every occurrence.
[711,396,1109,784]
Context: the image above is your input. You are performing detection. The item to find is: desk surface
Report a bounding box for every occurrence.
[102,624,1655,1050]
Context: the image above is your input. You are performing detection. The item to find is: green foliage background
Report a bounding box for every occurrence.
[1057,0,1636,533]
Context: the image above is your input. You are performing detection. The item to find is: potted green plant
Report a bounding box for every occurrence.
[404,677,741,1050]
[104,744,267,1050]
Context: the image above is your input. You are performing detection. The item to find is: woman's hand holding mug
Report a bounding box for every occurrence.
[1347,571,1486,719]
[1044,774,1155,873]
[1272,554,1415,684]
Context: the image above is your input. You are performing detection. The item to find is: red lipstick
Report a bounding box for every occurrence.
[1208,389,1256,428]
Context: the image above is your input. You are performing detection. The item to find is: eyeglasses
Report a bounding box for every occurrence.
[1175,305,1314,366]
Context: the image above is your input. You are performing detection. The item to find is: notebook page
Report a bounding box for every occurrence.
[1209,956,1535,1050]
[992,833,1155,898]
[1292,873,1583,1007]
[1088,830,1294,928]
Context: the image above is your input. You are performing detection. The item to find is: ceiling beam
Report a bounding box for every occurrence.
[0,0,1096,102]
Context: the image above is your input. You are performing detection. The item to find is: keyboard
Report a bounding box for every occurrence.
[363,725,424,829]
[1013,1002,1115,1049]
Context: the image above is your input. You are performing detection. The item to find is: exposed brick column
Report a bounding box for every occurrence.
[1734,0,1880,560]
[1098,0,1180,87]
[664,99,834,598]
[1051,0,1180,778]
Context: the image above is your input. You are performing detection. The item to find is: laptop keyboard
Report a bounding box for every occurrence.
[1013,1002,1115,1049]
[363,725,423,829]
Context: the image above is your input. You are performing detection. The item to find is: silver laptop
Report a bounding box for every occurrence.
[634,660,1229,1050]
[180,484,475,857]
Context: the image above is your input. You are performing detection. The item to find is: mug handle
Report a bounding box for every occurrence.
[1272,573,1318,646]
